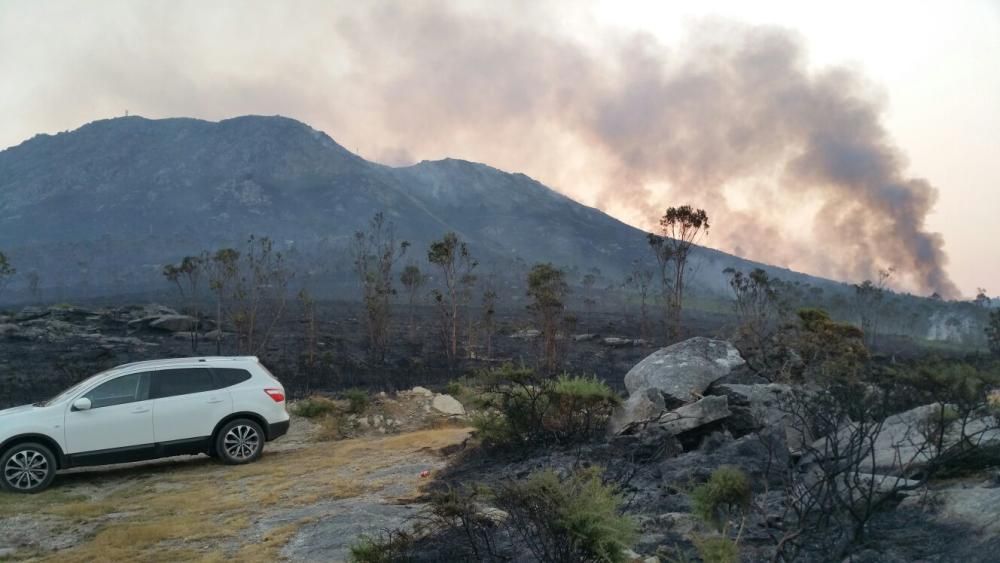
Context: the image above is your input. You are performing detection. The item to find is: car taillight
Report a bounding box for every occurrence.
[264,388,285,402]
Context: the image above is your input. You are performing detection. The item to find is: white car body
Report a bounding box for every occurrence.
[0,356,289,492]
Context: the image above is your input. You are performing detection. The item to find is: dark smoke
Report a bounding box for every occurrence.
[332,6,958,296]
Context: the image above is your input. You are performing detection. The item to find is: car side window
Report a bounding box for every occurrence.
[213,368,252,388]
[149,368,216,399]
[82,372,148,409]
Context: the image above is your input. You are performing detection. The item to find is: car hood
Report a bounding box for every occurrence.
[0,404,37,418]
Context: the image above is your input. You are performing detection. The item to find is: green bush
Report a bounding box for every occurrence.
[548,374,621,441]
[349,530,413,563]
[290,396,340,418]
[496,467,637,563]
[691,466,751,532]
[693,536,739,563]
[470,365,620,450]
[342,388,370,414]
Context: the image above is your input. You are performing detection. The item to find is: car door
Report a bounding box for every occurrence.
[64,371,155,464]
[149,367,233,448]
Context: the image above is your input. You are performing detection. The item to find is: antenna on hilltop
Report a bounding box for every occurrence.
[125,109,129,117]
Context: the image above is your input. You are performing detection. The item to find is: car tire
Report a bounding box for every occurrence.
[215,419,265,465]
[1,442,57,494]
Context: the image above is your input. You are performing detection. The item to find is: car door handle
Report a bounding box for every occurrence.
[206,398,223,404]
[131,407,150,414]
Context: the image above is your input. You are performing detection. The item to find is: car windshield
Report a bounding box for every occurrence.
[38,369,115,406]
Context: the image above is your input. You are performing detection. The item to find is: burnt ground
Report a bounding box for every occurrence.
[0,300,732,409]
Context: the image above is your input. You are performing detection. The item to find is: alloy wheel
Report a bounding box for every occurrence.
[4,449,50,491]
[223,425,260,460]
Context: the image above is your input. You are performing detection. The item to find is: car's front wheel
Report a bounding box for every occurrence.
[216,419,264,465]
[1,442,57,493]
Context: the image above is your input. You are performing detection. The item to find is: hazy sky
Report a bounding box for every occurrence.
[1,0,997,297]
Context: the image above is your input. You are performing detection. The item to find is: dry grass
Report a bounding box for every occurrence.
[1,427,470,562]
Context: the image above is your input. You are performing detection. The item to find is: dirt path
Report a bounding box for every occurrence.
[0,419,470,562]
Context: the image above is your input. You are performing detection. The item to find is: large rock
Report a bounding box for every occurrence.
[624,337,744,406]
[612,395,731,437]
[611,338,744,432]
[899,480,1000,536]
[660,431,789,490]
[431,394,466,416]
[655,395,731,435]
[810,403,1000,475]
[148,314,200,332]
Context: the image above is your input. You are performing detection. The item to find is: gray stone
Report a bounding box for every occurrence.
[624,337,744,407]
[13,306,48,322]
[660,431,789,490]
[148,314,199,332]
[609,388,667,435]
[511,328,541,339]
[654,395,731,435]
[409,386,434,398]
[431,394,466,416]
[899,481,1000,536]
[573,333,600,342]
[812,403,1000,475]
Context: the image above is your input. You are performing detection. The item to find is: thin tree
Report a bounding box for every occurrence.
[623,259,653,340]
[527,263,569,373]
[974,288,991,308]
[481,271,499,358]
[0,252,17,302]
[428,232,477,365]
[162,254,206,352]
[231,236,293,357]
[352,213,409,363]
[853,267,894,348]
[298,288,318,391]
[649,206,709,338]
[206,248,240,354]
[25,270,41,304]
[400,263,425,336]
[986,309,1000,357]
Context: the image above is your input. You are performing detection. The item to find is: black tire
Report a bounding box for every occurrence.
[215,419,265,465]
[1,442,57,494]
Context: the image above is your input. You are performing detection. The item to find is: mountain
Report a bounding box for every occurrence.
[0,115,830,299]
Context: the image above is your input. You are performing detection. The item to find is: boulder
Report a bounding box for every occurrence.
[654,395,731,436]
[203,329,228,340]
[709,383,802,447]
[610,424,683,462]
[624,337,744,407]
[148,315,200,332]
[431,394,466,416]
[13,306,48,322]
[810,403,1000,474]
[409,386,434,398]
[510,329,541,340]
[660,431,789,490]
[610,389,667,434]
[899,480,1000,536]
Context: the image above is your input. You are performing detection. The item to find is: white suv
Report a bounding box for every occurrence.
[0,356,289,493]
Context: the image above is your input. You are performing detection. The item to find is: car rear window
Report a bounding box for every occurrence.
[149,368,216,399]
[213,368,252,388]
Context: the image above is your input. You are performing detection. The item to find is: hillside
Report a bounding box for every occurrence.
[0,115,830,299]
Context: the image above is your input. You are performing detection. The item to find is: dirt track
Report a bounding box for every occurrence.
[0,417,470,562]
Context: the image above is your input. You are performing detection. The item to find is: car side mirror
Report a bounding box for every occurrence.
[73,397,92,411]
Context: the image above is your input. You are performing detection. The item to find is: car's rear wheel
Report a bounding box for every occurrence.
[216,419,264,465]
[1,442,57,494]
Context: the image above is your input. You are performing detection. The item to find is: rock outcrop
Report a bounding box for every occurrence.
[624,337,744,406]
[610,337,744,434]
